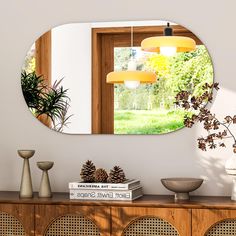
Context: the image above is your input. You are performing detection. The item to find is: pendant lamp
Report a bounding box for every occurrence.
[106,26,157,90]
[141,23,196,56]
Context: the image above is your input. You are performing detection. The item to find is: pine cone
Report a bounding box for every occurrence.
[80,160,96,182]
[108,166,126,183]
[94,168,108,183]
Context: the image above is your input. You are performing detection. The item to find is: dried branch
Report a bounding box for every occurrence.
[175,82,236,152]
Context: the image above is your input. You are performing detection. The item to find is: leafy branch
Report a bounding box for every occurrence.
[175,82,236,153]
[21,71,73,132]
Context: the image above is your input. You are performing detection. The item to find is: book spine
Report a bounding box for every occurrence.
[70,189,137,200]
[69,180,140,190]
[69,183,129,190]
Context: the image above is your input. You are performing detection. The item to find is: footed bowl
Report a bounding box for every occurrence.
[161,177,203,201]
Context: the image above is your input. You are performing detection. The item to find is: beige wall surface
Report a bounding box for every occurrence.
[0,0,236,195]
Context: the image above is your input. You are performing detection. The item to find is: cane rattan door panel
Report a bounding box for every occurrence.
[205,219,236,236]
[0,211,25,235]
[45,214,100,236]
[122,216,179,236]
[192,209,236,236]
[0,204,34,236]
[111,207,191,236]
[35,205,110,236]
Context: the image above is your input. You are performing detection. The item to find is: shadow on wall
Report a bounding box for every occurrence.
[197,153,232,196]
[192,84,236,196]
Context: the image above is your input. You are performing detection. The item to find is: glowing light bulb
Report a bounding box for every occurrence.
[124,59,140,90]
[160,46,177,56]
[124,80,140,90]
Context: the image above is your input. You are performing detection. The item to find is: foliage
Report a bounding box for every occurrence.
[145,54,170,78]
[145,45,214,107]
[175,82,236,153]
[114,109,186,134]
[22,45,36,74]
[114,48,132,71]
[21,71,72,132]
[114,46,214,112]
[114,47,143,71]
[21,71,46,110]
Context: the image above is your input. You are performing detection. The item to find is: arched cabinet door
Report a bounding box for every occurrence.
[192,209,236,236]
[0,204,34,236]
[111,207,191,236]
[35,205,110,236]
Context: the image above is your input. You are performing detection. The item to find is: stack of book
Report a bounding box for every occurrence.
[69,179,142,201]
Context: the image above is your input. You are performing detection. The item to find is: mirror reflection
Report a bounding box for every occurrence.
[21,20,214,134]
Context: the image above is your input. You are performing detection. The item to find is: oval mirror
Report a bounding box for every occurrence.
[21,20,214,134]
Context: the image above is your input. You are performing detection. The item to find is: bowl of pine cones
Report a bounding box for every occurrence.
[80,160,126,183]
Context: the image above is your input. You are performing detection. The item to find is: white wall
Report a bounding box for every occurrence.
[52,23,92,134]
[91,20,174,28]
[0,0,236,195]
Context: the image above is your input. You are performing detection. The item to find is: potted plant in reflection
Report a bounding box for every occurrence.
[175,82,236,200]
[21,70,73,132]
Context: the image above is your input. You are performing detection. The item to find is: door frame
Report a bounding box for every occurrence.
[92,25,202,134]
[35,31,51,127]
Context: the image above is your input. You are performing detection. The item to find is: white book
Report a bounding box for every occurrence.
[69,179,140,190]
[69,186,143,201]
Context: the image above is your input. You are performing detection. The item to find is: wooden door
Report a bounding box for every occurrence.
[35,31,52,127]
[0,204,34,236]
[35,204,110,236]
[111,207,191,236]
[192,209,236,236]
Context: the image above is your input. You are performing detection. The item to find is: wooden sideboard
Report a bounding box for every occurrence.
[1,192,236,235]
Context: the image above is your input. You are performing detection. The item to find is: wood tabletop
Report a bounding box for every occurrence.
[0,192,236,209]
